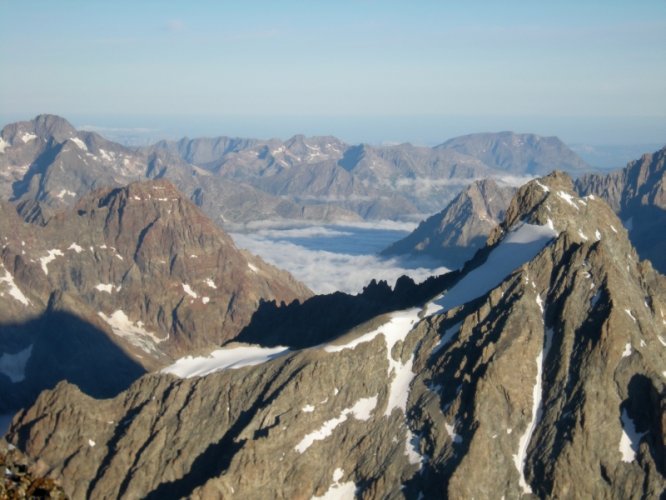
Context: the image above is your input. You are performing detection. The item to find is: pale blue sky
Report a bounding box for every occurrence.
[1,0,665,145]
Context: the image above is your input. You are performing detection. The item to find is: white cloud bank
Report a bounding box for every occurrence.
[231,233,450,295]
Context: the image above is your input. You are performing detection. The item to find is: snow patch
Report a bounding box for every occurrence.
[0,265,31,306]
[99,149,113,161]
[163,344,289,378]
[68,242,83,253]
[610,224,618,234]
[204,278,217,289]
[247,262,259,273]
[295,396,377,453]
[98,310,166,353]
[621,343,632,358]
[182,283,198,299]
[513,327,553,495]
[536,294,544,314]
[0,137,8,153]
[619,409,645,462]
[40,249,64,275]
[434,222,558,312]
[594,229,601,241]
[0,345,33,383]
[324,308,420,416]
[88,439,95,447]
[405,429,424,466]
[624,309,636,322]
[534,180,550,193]
[302,404,316,413]
[70,137,87,151]
[557,191,579,209]
[202,297,210,304]
[577,229,588,241]
[95,283,120,293]
[332,468,344,483]
[422,301,444,317]
[445,422,463,444]
[19,133,37,143]
[56,189,76,200]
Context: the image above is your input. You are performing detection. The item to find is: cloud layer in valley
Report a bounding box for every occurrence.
[231,233,450,295]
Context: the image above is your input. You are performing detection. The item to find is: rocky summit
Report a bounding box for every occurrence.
[5,172,664,498]
[382,179,515,269]
[0,179,311,411]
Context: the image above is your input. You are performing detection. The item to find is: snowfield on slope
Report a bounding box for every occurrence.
[435,222,558,312]
[162,344,291,378]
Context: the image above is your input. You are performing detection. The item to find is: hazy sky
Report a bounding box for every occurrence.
[1,0,665,144]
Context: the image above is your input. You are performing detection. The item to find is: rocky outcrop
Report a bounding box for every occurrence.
[0,180,312,410]
[382,179,515,268]
[0,440,67,499]
[6,172,664,498]
[576,146,666,273]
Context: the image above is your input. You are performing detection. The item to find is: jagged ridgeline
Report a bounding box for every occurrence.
[5,172,664,498]
[0,115,593,226]
[384,146,666,276]
[0,180,312,411]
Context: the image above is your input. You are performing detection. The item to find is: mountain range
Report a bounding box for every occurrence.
[4,171,664,498]
[1,115,594,225]
[1,115,663,498]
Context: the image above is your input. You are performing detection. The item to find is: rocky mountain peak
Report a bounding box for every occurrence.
[0,179,312,411]
[30,114,77,141]
[4,170,664,498]
[489,170,626,249]
[382,178,515,268]
[1,115,77,146]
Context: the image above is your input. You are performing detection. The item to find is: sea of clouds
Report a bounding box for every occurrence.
[231,225,450,294]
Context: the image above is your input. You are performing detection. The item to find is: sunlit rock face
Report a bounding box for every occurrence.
[7,172,664,499]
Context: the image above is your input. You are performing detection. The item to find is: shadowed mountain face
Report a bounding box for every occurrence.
[236,273,460,349]
[576,146,666,273]
[0,306,146,411]
[382,179,516,269]
[1,115,592,224]
[0,179,311,411]
[7,172,664,499]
